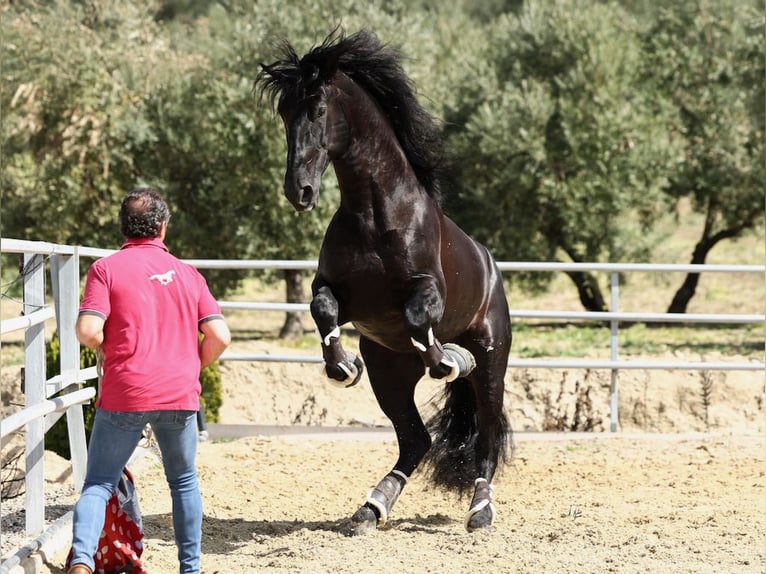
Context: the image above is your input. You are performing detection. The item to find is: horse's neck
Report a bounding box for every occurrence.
[333,146,423,226]
[332,82,423,221]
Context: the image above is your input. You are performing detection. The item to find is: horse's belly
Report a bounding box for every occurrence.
[351,317,413,353]
[336,288,412,352]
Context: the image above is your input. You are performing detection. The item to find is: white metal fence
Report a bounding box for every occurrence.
[189,258,764,434]
[1,239,99,572]
[1,237,764,569]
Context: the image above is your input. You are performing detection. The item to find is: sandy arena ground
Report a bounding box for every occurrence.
[2,339,765,573]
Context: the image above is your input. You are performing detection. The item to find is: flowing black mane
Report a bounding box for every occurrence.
[257,29,444,202]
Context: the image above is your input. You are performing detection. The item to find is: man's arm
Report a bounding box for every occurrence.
[76,314,105,349]
[199,317,231,368]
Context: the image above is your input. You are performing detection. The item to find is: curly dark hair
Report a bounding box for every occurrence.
[119,187,170,239]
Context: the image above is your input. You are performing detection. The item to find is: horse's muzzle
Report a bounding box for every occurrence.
[285,182,318,212]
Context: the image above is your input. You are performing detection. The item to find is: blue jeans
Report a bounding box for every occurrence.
[70,409,201,574]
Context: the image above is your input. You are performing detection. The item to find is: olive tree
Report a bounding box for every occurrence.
[639,0,765,313]
[443,0,680,310]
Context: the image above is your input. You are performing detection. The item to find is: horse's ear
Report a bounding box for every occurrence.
[259,61,290,83]
[257,40,301,85]
[255,60,298,107]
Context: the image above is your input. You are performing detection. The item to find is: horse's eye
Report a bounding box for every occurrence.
[315,104,326,119]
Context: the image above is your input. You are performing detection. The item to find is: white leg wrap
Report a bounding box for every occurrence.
[391,469,409,484]
[464,500,497,530]
[322,360,359,389]
[410,337,427,352]
[410,327,435,352]
[323,326,341,346]
[420,355,460,383]
[365,490,390,525]
[365,472,407,526]
[464,478,496,530]
[441,356,460,382]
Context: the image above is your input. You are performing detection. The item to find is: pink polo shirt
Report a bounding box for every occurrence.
[79,238,223,411]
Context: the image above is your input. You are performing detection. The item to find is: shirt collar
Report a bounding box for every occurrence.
[120,237,169,252]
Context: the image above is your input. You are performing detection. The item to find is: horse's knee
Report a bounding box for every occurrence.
[310,286,339,329]
[403,280,443,341]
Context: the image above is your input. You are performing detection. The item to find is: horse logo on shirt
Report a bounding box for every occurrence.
[149,270,176,285]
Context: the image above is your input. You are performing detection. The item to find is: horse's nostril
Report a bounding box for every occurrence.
[300,186,314,206]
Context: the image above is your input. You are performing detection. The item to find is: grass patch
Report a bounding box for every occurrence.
[511,321,763,359]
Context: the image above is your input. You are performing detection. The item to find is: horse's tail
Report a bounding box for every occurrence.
[422,378,512,497]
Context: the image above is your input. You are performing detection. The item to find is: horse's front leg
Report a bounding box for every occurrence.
[310,283,364,388]
[404,276,476,381]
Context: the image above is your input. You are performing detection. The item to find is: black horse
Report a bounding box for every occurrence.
[256,29,511,534]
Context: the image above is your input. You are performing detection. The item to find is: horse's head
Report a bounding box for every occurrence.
[257,39,349,212]
[257,29,444,211]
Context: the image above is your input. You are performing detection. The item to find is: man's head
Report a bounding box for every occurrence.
[119,187,170,239]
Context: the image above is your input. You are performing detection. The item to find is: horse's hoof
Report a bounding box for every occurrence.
[442,343,476,378]
[351,504,378,536]
[428,343,476,381]
[464,478,496,532]
[465,504,495,532]
[324,355,365,388]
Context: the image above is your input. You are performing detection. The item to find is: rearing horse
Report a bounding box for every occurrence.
[256,29,512,534]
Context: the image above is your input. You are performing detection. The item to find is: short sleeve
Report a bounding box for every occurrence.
[196,272,222,323]
[79,261,111,319]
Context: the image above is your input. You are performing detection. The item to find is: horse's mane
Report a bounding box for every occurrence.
[257,29,444,203]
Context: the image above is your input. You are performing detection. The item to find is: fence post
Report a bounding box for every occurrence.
[22,253,46,537]
[609,272,620,432]
[51,249,88,490]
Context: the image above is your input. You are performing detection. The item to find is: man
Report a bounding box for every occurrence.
[68,187,231,574]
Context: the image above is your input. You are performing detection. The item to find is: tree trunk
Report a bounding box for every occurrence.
[666,243,707,315]
[667,203,754,314]
[558,243,609,312]
[279,269,305,339]
[565,270,608,312]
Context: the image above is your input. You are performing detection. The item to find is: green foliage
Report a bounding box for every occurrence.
[443,0,680,290]
[2,1,170,248]
[2,0,762,311]
[44,331,222,458]
[199,361,222,422]
[639,0,764,237]
[44,332,99,460]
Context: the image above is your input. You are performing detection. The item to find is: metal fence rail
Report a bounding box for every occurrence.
[1,238,764,570]
[199,258,765,433]
[1,238,93,571]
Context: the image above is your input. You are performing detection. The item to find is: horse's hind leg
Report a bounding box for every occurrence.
[350,338,430,535]
[463,356,509,532]
[310,282,363,388]
[462,289,512,531]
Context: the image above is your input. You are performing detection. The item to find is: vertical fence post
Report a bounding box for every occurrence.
[51,249,88,490]
[23,253,46,537]
[609,272,620,432]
